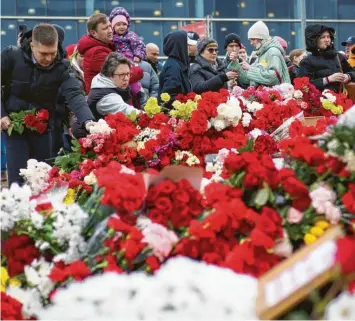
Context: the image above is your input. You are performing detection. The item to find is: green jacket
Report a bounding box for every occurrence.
[228,37,291,86]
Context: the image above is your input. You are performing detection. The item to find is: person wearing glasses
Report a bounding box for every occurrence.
[87,52,141,120]
[189,38,238,94]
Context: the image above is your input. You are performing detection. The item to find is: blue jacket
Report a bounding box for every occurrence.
[1,30,94,124]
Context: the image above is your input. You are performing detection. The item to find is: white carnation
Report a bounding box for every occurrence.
[39,257,258,320]
[19,159,52,196]
[249,128,263,140]
[88,119,113,135]
[246,101,264,113]
[293,90,304,99]
[242,112,252,127]
[212,118,228,132]
[84,171,97,185]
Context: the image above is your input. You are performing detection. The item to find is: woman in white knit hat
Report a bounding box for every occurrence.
[228,20,291,87]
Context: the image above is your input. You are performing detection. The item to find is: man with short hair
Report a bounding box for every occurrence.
[77,13,115,94]
[1,23,94,185]
[146,43,163,74]
[223,33,241,65]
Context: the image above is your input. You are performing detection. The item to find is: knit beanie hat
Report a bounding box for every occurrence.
[224,33,241,49]
[111,14,128,28]
[274,36,288,49]
[247,21,269,40]
[197,38,218,55]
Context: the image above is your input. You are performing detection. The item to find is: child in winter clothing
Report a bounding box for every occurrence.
[109,7,146,97]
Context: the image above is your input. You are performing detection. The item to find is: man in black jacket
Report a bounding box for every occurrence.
[299,24,355,92]
[1,23,94,185]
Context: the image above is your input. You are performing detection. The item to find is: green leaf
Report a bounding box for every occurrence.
[254,187,269,207]
[7,125,13,136]
[336,183,347,198]
[238,139,254,153]
[18,124,24,134]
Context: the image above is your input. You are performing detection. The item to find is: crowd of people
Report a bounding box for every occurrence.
[1,6,355,186]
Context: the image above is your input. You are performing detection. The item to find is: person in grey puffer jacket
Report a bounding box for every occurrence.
[138,60,159,106]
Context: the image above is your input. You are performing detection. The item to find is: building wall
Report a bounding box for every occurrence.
[1,0,354,55]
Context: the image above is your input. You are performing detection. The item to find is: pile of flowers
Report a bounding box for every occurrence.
[1,82,355,320]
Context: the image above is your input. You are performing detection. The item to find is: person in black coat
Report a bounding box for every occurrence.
[189,38,238,94]
[1,24,94,185]
[158,30,191,108]
[298,24,355,93]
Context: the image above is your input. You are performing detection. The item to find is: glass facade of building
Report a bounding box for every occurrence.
[1,0,354,55]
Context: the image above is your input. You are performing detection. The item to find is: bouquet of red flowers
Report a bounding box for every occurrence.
[7,108,49,135]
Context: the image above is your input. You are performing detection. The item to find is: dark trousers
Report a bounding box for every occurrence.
[5,131,52,186]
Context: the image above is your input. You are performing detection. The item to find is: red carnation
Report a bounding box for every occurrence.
[146,256,161,273]
[1,293,25,320]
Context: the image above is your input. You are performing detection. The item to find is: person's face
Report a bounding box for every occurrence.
[111,64,131,89]
[201,44,218,63]
[249,38,262,50]
[238,48,247,60]
[147,46,159,63]
[188,44,197,57]
[90,20,113,44]
[227,43,240,56]
[317,31,332,50]
[293,52,307,66]
[114,22,128,36]
[345,44,355,56]
[76,53,83,68]
[31,41,58,67]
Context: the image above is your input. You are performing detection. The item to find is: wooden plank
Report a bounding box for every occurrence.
[257,225,344,320]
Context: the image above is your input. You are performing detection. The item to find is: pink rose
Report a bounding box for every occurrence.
[324,202,341,225]
[273,236,293,257]
[310,185,336,214]
[287,207,304,224]
[142,223,179,262]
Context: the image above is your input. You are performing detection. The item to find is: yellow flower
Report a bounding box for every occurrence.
[310,226,325,237]
[1,267,9,288]
[0,267,21,292]
[9,277,21,287]
[194,95,202,102]
[63,188,76,205]
[304,233,317,245]
[144,97,161,117]
[330,105,343,115]
[160,93,171,103]
[315,220,330,230]
[322,101,333,110]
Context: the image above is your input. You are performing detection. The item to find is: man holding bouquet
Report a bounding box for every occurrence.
[1,23,94,185]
